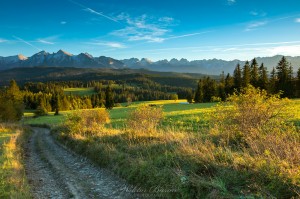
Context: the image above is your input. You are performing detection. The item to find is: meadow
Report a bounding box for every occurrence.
[63,87,96,96]
[24,98,300,131]
[24,99,216,132]
[24,88,300,198]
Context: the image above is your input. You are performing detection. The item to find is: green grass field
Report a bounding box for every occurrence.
[64,87,96,96]
[24,100,217,132]
[50,92,300,198]
[24,98,300,131]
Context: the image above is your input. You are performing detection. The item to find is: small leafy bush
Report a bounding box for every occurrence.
[65,109,110,135]
[34,106,48,117]
[127,104,163,135]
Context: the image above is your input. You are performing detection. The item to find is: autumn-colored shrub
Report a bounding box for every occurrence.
[209,86,300,191]
[65,109,110,135]
[127,104,163,135]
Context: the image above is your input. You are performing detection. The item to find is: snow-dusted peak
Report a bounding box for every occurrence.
[57,49,72,56]
[140,58,152,63]
[34,50,49,56]
[83,52,93,59]
[18,54,28,60]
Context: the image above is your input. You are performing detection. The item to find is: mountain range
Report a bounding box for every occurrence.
[1,50,300,75]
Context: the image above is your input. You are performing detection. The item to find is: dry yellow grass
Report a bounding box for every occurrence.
[0,124,31,198]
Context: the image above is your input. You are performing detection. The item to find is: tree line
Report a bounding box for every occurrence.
[1,56,299,122]
[192,56,300,103]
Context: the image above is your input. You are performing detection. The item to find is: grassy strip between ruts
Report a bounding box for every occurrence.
[0,123,31,198]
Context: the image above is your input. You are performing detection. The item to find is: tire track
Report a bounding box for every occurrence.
[25,128,133,199]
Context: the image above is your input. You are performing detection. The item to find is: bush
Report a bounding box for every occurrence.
[127,104,163,135]
[209,86,300,194]
[65,109,110,135]
[210,86,293,146]
[34,106,48,117]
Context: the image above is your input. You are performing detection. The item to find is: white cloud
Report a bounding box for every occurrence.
[295,18,300,23]
[249,10,267,17]
[0,39,7,43]
[245,21,267,31]
[268,45,300,56]
[227,0,236,5]
[250,11,258,16]
[61,21,67,25]
[87,41,126,48]
[112,14,172,43]
[159,17,174,23]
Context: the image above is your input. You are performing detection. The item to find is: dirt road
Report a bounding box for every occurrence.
[25,127,134,199]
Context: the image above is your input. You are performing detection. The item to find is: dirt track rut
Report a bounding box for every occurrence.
[25,127,134,199]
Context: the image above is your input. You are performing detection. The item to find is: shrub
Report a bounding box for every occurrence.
[34,106,48,117]
[210,85,291,147]
[127,104,163,135]
[65,109,110,135]
[209,86,300,193]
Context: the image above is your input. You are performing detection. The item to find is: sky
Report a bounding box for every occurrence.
[1,0,300,61]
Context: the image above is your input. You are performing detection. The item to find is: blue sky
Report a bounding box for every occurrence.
[1,0,300,61]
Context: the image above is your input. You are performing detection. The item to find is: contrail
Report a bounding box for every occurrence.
[68,0,119,23]
[12,35,41,51]
[166,31,213,40]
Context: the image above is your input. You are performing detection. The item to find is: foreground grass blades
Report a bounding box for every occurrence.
[0,124,31,198]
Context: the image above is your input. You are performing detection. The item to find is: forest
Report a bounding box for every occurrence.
[0,56,300,121]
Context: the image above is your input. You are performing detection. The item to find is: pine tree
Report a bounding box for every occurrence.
[297,67,300,97]
[242,61,251,87]
[233,64,242,91]
[202,77,217,102]
[225,73,234,95]
[0,80,24,121]
[218,72,226,101]
[276,56,290,97]
[194,79,204,103]
[287,64,295,97]
[258,63,268,90]
[105,85,114,109]
[250,58,259,87]
[51,93,61,115]
[268,67,277,94]
[186,89,193,103]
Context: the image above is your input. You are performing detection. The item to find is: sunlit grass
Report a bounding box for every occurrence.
[24,99,300,131]
[0,124,31,198]
[64,87,96,96]
[52,90,300,198]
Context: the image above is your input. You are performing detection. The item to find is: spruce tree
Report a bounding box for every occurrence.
[287,64,295,97]
[202,77,217,102]
[250,58,259,87]
[276,56,290,97]
[105,85,114,109]
[0,80,24,121]
[218,72,226,101]
[258,63,268,90]
[242,61,251,87]
[297,68,300,97]
[225,73,234,95]
[233,64,242,91]
[268,67,277,94]
[194,79,204,103]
